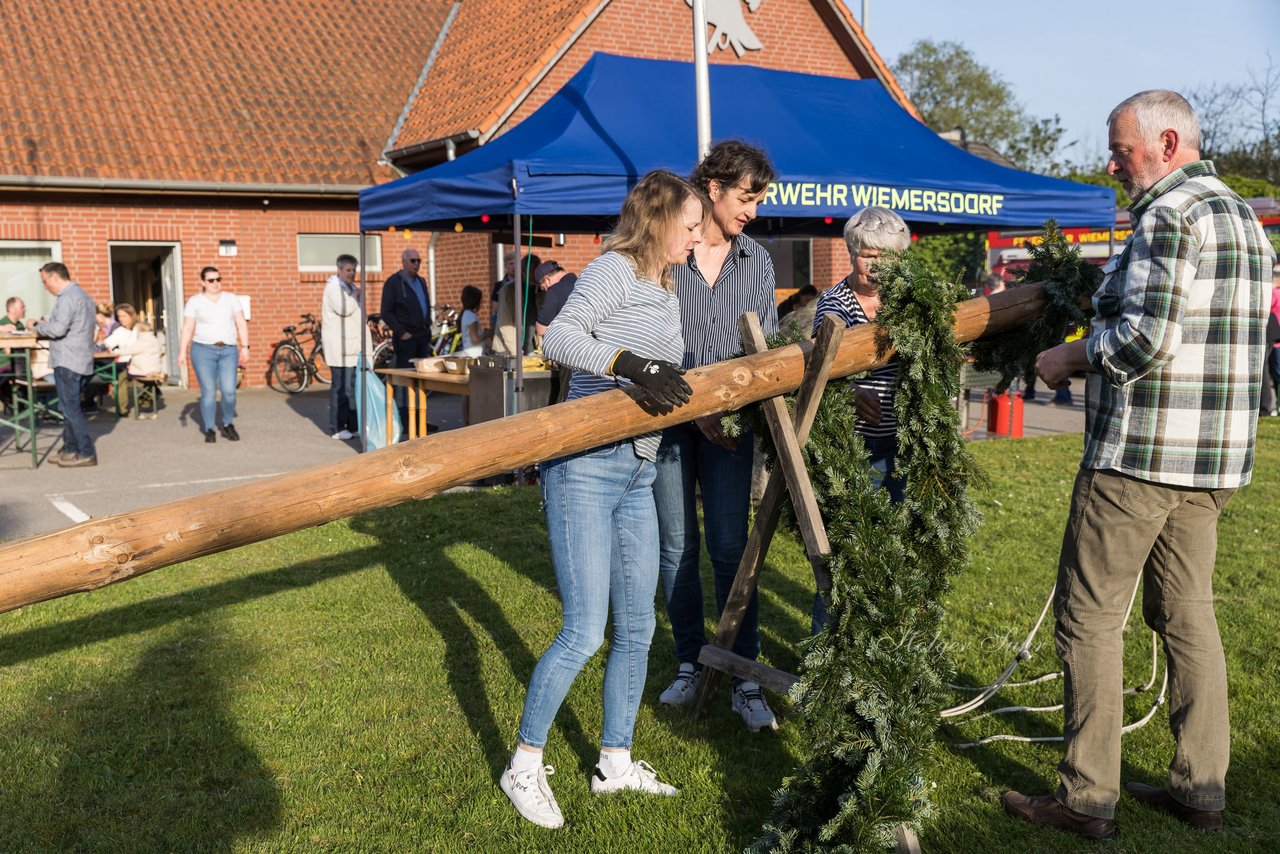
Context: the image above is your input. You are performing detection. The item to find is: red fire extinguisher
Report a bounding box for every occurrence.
[987,390,1024,437]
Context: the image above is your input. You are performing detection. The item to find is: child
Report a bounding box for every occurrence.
[458,285,489,357]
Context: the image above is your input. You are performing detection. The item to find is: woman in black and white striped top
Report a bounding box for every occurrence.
[811,205,912,496]
[498,170,706,829]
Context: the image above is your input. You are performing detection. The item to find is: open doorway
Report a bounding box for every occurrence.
[109,242,182,380]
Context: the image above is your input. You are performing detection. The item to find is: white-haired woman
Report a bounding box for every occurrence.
[810,206,911,625]
[498,169,704,830]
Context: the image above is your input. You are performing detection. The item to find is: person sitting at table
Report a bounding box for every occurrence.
[116,320,166,415]
[93,301,117,349]
[0,296,27,411]
[102,304,139,405]
[103,304,139,361]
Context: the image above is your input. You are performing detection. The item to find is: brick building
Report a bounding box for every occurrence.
[0,0,912,385]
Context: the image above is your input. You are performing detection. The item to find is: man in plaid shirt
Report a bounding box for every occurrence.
[1004,90,1275,841]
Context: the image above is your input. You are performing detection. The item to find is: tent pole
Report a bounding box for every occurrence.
[692,0,711,160]
[358,231,368,454]
[427,232,439,313]
[513,212,524,417]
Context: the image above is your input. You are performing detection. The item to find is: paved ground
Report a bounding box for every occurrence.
[0,378,1084,542]
[0,384,467,541]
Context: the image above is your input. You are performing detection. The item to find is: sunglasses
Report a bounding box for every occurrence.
[406,258,422,264]
[204,277,222,283]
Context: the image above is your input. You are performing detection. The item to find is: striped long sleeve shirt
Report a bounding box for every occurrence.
[812,279,898,440]
[671,233,778,369]
[542,251,683,460]
[1083,160,1275,489]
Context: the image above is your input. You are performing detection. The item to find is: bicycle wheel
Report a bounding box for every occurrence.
[372,340,394,371]
[309,343,331,384]
[271,344,309,393]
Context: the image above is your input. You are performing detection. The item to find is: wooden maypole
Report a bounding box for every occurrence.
[0,287,1051,615]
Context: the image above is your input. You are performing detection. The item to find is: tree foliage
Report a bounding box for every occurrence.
[910,232,986,287]
[1186,55,1280,186]
[748,253,983,851]
[892,39,1067,175]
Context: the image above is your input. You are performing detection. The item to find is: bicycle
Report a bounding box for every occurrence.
[367,313,394,371]
[431,305,462,356]
[270,313,330,393]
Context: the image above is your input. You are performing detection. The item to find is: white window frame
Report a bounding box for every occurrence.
[297,234,382,273]
[0,239,64,315]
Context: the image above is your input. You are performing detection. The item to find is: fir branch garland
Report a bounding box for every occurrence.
[750,252,984,851]
[967,220,1102,393]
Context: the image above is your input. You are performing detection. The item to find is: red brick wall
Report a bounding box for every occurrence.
[0,193,395,387]
[813,236,847,291]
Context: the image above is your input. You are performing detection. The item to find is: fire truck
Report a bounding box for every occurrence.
[986,197,1280,282]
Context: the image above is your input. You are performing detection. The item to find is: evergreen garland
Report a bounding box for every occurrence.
[747,252,984,851]
[967,220,1102,392]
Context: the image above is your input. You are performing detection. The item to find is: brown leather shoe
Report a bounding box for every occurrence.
[1124,782,1222,831]
[1002,791,1118,840]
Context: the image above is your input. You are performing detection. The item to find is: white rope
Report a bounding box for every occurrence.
[944,572,1169,747]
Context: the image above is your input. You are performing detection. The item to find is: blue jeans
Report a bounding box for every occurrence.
[812,433,905,633]
[329,366,357,434]
[53,367,94,457]
[189,342,238,431]
[654,422,755,667]
[392,336,433,431]
[518,443,659,750]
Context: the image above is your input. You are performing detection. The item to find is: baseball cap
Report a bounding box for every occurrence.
[533,260,563,283]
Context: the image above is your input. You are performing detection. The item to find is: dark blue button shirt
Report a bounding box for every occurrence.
[671,233,778,369]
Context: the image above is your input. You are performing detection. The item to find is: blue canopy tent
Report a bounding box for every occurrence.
[359,52,1115,235]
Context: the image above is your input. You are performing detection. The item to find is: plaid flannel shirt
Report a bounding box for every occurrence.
[1083,160,1276,489]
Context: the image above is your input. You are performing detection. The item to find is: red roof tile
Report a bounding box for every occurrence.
[389,0,599,155]
[0,0,454,187]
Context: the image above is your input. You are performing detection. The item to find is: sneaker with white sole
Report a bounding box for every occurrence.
[590,759,679,796]
[499,763,564,829]
[331,429,354,440]
[658,663,701,706]
[732,682,778,732]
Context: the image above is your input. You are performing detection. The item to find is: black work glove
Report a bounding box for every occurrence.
[611,349,691,409]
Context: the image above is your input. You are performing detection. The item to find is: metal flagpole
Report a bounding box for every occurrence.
[358,231,368,453]
[692,0,711,160]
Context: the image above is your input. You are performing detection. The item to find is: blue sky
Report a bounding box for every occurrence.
[847,0,1280,166]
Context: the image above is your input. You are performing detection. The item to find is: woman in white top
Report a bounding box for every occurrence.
[103,303,140,413]
[177,266,250,442]
[102,303,139,363]
[458,285,489,357]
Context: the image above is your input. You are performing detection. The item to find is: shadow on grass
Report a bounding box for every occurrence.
[0,626,280,851]
[352,494,598,782]
[0,546,380,668]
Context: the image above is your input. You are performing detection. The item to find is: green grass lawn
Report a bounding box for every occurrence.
[1,421,1277,852]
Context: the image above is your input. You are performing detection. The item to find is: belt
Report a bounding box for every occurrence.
[213,342,230,347]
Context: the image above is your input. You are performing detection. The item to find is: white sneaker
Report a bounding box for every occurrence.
[331,429,354,440]
[590,759,679,796]
[499,763,564,829]
[658,663,701,706]
[732,682,778,732]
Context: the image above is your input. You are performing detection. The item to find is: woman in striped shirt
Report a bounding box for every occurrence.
[812,206,911,501]
[810,207,911,632]
[498,170,705,829]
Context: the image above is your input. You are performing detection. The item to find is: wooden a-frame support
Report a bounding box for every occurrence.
[691,313,841,706]
[691,312,922,854]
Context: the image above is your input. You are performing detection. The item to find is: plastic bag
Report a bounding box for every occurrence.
[358,355,400,450]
